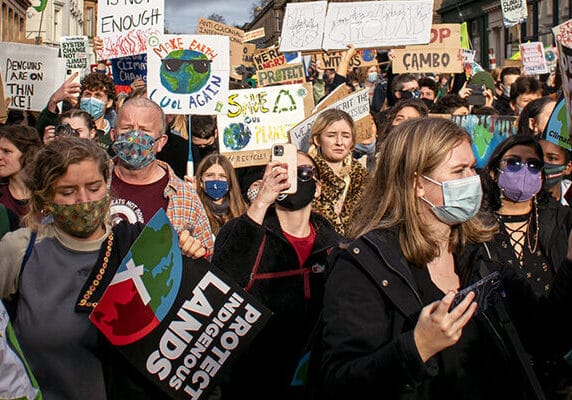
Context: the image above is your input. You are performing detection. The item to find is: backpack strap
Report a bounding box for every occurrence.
[6,230,38,321]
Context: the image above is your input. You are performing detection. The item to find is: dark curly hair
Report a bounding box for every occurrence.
[80,72,116,104]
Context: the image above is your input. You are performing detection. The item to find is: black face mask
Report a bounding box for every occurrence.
[421,98,434,110]
[276,179,316,211]
[197,142,217,158]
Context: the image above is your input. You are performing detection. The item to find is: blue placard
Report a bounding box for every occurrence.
[110,54,147,86]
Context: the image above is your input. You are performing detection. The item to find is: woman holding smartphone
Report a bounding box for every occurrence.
[317,118,572,399]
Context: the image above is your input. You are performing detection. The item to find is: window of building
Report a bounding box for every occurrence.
[87,6,94,37]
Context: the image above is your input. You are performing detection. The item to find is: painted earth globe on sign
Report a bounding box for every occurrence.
[223,123,251,150]
[160,49,211,94]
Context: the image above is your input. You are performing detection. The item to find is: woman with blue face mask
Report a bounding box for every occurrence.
[480,134,572,398]
[195,154,247,236]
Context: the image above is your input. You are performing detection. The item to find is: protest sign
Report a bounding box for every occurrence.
[544,98,571,150]
[90,210,271,400]
[554,20,572,147]
[311,49,378,70]
[451,115,517,169]
[253,46,286,71]
[553,19,572,48]
[243,27,265,43]
[0,42,63,111]
[147,34,230,115]
[290,88,371,152]
[97,0,164,59]
[322,0,433,50]
[230,43,255,80]
[393,24,463,74]
[257,63,306,87]
[111,54,147,86]
[217,84,313,167]
[500,0,527,28]
[197,18,244,44]
[520,42,548,75]
[60,36,89,72]
[313,84,349,113]
[279,1,328,52]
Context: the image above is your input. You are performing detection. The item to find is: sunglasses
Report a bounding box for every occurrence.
[298,165,317,182]
[54,123,79,137]
[161,58,211,74]
[501,157,543,174]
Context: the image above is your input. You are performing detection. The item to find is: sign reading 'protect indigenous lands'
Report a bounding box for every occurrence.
[147,34,230,115]
[90,210,271,400]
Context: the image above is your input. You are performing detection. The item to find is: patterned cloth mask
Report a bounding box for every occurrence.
[80,97,106,120]
[112,130,156,170]
[543,162,566,189]
[48,195,110,238]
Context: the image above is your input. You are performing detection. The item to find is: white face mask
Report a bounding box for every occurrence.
[421,175,483,225]
[502,84,511,98]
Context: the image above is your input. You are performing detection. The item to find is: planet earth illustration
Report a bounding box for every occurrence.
[160,49,211,94]
[223,123,251,150]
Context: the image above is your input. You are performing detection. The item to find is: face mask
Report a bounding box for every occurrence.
[112,130,156,170]
[543,162,566,189]
[276,178,316,211]
[197,141,217,158]
[204,180,229,201]
[48,195,109,238]
[80,97,106,120]
[498,164,542,202]
[367,72,379,83]
[421,175,483,225]
[354,140,376,156]
[422,98,434,110]
[502,84,511,98]
[247,185,260,203]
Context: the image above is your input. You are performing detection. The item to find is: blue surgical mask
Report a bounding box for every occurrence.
[367,72,379,83]
[421,174,483,225]
[112,130,156,170]
[80,97,106,120]
[204,180,229,201]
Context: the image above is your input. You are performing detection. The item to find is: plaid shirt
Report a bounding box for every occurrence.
[157,160,214,255]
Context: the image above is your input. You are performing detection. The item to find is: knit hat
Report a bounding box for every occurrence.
[469,71,496,92]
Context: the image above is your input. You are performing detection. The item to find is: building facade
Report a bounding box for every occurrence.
[1,0,31,42]
[25,0,85,47]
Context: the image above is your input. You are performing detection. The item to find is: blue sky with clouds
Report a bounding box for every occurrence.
[165,0,256,33]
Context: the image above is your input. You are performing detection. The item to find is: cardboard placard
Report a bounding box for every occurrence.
[311,49,378,70]
[392,24,463,74]
[230,42,255,80]
[0,42,63,111]
[97,0,164,59]
[197,18,244,44]
[243,27,265,43]
[253,46,286,71]
[322,1,433,50]
[257,63,306,87]
[90,210,271,400]
[147,34,230,115]
[217,84,313,167]
[520,42,548,75]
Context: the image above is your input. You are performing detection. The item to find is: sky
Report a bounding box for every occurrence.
[165,0,256,34]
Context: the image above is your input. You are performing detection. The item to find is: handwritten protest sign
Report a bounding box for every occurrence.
[393,24,463,74]
[257,63,306,87]
[60,36,89,71]
[244,27,265,43]
[544,98,571,150]
[290,88,371,152]
[312,49,378,70]
[520,42,548,75]
[147,34,229,115]
[279,1,328,52]
[0,42,63,111]
[253,46,286,71]
[97,0,164,59]
[91,210,271,400]
[111,54,147,86]
[197,18,244,44]
[322,0,433,50]
[554,19,572,47]
[501,0,527,28]
[229,43,255,80]
[554,20,572,145]
[451,115,517,168]
[217,84,313,167]
[313,84,349,113]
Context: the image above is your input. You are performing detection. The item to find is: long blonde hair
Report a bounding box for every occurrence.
[348,118,496,266]
[196,154,247,235]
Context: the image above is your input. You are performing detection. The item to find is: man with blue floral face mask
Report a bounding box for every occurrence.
[109,97,214,259]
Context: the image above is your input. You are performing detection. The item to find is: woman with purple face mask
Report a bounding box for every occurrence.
[481,134,572,399]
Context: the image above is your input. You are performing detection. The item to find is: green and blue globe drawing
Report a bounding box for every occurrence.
[223,123,251,150]
[160,49,211,94]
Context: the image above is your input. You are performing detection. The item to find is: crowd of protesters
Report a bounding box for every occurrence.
[1,36,572,400]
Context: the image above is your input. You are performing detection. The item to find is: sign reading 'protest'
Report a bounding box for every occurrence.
[97,0,164,59]
[91,210,271,400]
[0,42,63,111]
[257,63,306,87]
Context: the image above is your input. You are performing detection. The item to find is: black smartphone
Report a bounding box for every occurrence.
[450,271,505,315]
[466,84,486,106]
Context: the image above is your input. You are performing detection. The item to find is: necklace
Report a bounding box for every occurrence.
[496,199,539,259]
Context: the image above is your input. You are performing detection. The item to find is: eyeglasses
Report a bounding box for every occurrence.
[298,165,317,182]
[54,124,79,137]
[161,58,212,74]
[500,157,543,174]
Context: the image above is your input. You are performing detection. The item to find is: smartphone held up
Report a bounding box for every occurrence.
[271,143,297,195]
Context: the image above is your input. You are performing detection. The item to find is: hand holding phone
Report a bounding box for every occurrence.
[451,271,505,315]
[65,68,82,86]
[466,84,486,106]
[271,143,297,194]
